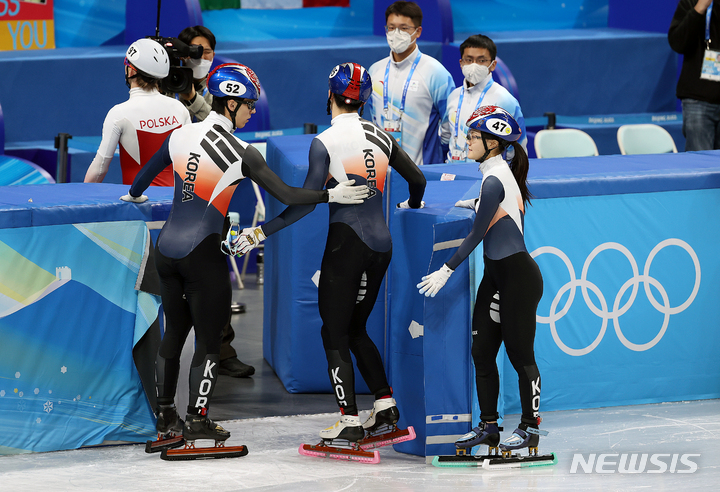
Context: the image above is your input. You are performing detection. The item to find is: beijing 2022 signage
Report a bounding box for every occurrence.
[0,0,54,51]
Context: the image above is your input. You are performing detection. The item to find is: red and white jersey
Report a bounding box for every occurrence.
[89,88,191,186]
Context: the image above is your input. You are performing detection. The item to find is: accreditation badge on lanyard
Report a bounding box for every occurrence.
[383,52,422,148]
[449,148,467,161]
[450,78,494,161]
[383,117,403,146]
[701,3,720,81]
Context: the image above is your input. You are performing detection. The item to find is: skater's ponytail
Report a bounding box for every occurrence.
[508,141,532,207]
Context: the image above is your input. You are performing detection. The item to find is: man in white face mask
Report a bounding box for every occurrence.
[175,25,217,122]
[440,34,527,163]
[366,1,455,165]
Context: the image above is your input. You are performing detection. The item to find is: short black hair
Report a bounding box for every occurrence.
[385,1,423,27]
[332,93,363,112]
[211,95,237,115]
[178,25,216,51]
[459,34,497,60]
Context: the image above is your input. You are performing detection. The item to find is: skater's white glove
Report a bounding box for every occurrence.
[327,180,369,204]
[417,264,454,297]
[396,199,425,209]
[120,193,148,203]
[455,198,478,211]
[229,226,266,257]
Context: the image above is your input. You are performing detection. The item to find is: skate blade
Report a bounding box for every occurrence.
[483,452,557,470]
[432,452,501,468]
[298,443,380,464]
[145,435,185,454]
[433,452,556,469]
[161,444,248,461]
[359,426,416,450]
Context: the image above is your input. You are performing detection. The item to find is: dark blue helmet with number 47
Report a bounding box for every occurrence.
[207,63,261,100]
[466,105,522,142]
[328,63,372,103]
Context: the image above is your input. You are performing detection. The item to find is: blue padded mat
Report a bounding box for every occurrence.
[0,183,174,228]
[420,150,720,198]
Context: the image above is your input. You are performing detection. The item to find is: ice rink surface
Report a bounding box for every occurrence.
[1,399,718,491]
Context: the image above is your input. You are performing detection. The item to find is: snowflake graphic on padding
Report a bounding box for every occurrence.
[44,401,53,413]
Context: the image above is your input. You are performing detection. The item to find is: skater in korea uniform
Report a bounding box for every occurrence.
[366,1,455,165]
[232,63,426,460]
[122,63,368,459]
[440,34,526,163]
[85,38,191,185]
[418,106,545,456]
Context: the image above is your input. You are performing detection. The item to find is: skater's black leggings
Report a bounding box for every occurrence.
[154,233,230,415]
[472,252,543,426]
[319,223,392,415]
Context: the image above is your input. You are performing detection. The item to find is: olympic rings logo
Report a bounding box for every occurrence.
[531,239,700,356]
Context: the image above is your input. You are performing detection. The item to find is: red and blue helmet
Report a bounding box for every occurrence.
[328,63,372,103]
[467,105,522,142]
[207,63,261,100]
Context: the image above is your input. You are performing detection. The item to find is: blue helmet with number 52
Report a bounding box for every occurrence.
[328,63,372,103]
[207,63,261,100]
[466,105,522,142]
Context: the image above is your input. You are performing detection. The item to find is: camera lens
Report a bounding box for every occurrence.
[161,67,193,94]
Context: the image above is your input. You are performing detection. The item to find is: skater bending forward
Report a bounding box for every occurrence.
[417,105,544,455]
[123,63,369,452]
[233,63,426,450]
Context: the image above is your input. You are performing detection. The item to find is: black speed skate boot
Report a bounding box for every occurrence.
[156,404,183,435]
[362,398,400,433]
[499,420,546,457]
[455,421,501,456]
[183,414,231,444]
[319,415,365,445]
[359,398,416,450]
[145,404,185,453]
[161,415,247,461]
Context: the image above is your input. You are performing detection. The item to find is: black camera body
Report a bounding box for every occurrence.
[151,36,203,95]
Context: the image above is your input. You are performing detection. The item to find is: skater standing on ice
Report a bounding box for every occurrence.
[233,63,425,459]
[124,63,369,459]
[417,106,545,455]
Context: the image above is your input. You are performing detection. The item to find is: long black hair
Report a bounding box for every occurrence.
[485,135,533,206]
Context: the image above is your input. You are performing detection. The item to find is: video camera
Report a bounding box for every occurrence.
[151,36,204,95]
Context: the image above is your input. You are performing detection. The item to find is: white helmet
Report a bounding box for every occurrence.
[125,38,170,79]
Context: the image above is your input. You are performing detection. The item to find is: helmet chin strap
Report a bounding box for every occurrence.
[125,67,137,89]
[326,95,332,116]
[477,134,511,163]
[226,99,241,131]
[477,134,494,163]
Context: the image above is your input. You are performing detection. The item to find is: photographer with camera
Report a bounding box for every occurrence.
[171,26,216,122]
[84,38,191,185]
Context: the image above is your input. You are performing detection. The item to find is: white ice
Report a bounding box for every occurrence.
[0,399,718,491]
